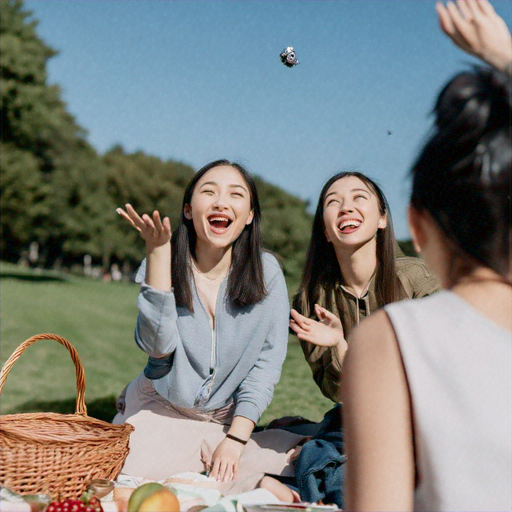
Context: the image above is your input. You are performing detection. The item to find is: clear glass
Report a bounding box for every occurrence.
[87,479,115,499]
[23,494,52,511]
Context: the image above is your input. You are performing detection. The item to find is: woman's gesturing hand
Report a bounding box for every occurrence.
[436,0,512,72]
[117,204,172,251]
[209,437,244,483]
[290,305,346,348]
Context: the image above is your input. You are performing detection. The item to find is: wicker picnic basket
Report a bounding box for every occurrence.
[0,333,134,499]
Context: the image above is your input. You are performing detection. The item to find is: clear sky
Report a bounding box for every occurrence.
[24,0,512,239]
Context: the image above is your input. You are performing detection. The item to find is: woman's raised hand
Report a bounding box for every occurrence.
[117,204,172,251]
[117,204,171,290]
[436,0,512,72]
[290,305,346,348]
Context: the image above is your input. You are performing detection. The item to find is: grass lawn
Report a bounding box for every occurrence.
[0,262,332,425]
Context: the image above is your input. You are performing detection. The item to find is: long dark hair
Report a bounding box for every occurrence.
[172,159,266,310]
[410,67,510,283]
[293,171,405,316]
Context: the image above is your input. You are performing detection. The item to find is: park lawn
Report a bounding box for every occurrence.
[0,262,332,424]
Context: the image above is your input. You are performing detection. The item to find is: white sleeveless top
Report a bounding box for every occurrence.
[385,291,511,512]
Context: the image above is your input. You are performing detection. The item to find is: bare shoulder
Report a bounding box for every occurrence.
[343,308,405,401]
[347,309,397,359]
[343,311,415,510]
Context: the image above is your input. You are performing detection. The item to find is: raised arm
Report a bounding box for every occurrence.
[117,203,172,291]
[436,0,512,72]
[117,204,179,358]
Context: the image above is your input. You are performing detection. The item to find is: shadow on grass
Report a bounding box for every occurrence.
[0,272,68,283]
[7,395,118,422]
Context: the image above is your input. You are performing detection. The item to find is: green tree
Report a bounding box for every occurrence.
[255,177,312,287]
[0,142,47,253]
[0,0,313,278]
[103,145,194,263]
[1,0,114,265]
[102,147,313,283]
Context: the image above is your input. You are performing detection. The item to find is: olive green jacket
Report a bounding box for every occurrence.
[299,256,440,403]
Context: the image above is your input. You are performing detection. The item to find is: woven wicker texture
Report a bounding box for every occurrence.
[0,333,134,499]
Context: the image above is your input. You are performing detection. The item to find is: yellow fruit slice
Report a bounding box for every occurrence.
[127,482,165,512]
[137,488,180,512]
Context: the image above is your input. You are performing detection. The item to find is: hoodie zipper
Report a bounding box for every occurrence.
[193,279,223,407]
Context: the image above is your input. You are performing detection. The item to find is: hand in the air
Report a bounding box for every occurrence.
[209,437,244,483]
[436,0,512,71]
[290,304,346,349]
[117,204,172,251]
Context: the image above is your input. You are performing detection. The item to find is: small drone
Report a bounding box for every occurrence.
[280,46,299,68]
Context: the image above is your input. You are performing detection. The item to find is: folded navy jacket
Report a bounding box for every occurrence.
[295,404,346,508]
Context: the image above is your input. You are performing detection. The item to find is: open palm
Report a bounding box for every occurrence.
[290,304,346,348]
[436,0,512,71]
[117,203,172,251]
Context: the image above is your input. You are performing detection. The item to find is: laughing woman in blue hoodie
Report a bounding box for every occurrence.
[113,160,304,496]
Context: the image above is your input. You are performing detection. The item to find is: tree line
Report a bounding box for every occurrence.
[1,0,414,284]
[0,0,315,283]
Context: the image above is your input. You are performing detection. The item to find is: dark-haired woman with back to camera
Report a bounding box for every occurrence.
[291,0,512,408]
[342,3,512,509]
[113,160,305,498]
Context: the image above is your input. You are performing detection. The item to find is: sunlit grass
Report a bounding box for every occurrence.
[0,262,332,424]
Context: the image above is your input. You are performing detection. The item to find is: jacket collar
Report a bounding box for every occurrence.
[336,266,378,300]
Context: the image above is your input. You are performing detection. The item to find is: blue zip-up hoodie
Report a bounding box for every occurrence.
[134,252,289,424]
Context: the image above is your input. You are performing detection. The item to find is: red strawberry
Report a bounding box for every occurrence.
[70,499,87,512]
[84,504,103,512]
[47,498,87,512]
[47,501,63,512]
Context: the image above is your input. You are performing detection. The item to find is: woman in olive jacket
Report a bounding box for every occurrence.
[291,172,439,403]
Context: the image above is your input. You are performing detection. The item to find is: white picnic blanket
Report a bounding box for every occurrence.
[114,473,288,511]
[0,475,339,512]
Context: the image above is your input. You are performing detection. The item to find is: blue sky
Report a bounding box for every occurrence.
[25,0,512,239]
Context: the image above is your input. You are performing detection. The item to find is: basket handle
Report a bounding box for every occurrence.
[0,333,87,415]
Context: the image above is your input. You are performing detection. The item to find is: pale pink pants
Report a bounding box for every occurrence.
[112,374,305,494]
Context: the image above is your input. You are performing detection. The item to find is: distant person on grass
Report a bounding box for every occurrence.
[343,1,512,510]
[113,160,304,498]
